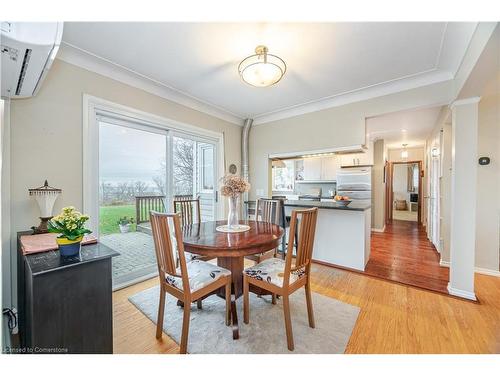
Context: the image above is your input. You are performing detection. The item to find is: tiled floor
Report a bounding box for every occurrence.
[100,231,157,286]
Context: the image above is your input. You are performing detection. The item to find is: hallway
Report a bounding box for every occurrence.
[365,220,449,294]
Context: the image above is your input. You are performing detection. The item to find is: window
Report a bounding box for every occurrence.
[199,144,214,191]
[272,160,295,191]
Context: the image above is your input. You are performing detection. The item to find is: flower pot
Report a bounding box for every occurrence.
[119,223,130,233]
[56,236,83,257]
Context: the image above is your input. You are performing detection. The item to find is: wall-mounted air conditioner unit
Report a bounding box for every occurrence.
[1,22,63,98]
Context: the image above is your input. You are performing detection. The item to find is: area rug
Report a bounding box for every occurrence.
[128,285,360,354]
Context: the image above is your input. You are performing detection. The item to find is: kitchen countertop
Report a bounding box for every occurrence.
[283,199,371,211]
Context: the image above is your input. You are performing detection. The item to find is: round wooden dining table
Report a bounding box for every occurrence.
[181,220,284,339]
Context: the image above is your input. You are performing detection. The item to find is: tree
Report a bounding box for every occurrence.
[152,138,194,196]
[173,138,194,195]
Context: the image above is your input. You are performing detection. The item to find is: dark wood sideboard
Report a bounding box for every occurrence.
[17,232,119,354]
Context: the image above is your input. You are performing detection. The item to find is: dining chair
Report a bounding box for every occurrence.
[150,211,232,354]
[173,195,215,266]
[243,207,318,351]
[245,198,281,264]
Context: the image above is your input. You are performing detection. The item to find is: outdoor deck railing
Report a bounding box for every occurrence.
[135,195,166,224]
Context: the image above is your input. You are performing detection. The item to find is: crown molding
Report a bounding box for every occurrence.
[252,69,454,125]
[450,96,481,109]
[56,42,244,126]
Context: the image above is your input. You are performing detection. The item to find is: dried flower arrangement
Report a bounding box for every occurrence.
[220,174,251,197]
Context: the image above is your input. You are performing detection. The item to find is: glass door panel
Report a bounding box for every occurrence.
[172,134,217,222]
[98,120,167,288]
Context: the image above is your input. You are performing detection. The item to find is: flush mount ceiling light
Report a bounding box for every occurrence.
[238,45,286,87]
[401,144,409,159]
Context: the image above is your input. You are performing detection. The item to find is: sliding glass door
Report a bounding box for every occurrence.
[94,112,220,289]
[98,119,167,288]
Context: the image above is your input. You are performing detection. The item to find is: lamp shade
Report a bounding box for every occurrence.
[238,45,286,87]
[29,180,62,218]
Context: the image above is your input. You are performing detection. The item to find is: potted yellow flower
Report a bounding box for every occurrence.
[48,206,92,257]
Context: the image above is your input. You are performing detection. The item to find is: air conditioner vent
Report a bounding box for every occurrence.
[15,48,32,96]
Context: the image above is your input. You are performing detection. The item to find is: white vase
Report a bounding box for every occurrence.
[227,195,240,229]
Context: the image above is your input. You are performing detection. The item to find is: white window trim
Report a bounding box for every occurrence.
[83,94,225,235]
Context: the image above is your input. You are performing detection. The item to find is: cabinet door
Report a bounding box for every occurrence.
[357,149,374,165]
[340,154,360,167]
[320,156,338,181]
[303,158,322,180]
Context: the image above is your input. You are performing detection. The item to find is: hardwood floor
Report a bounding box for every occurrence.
[113,264,500,354]
[365,220,450,294]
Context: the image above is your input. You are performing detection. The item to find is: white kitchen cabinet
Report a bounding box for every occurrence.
[340,147,373,167]
[302,156,340,181]
[303,158,322,180]
[320,156,339,181]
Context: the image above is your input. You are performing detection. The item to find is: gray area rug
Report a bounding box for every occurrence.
[129,285,360,354]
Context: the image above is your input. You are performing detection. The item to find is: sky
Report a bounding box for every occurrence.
[99,122,165,185]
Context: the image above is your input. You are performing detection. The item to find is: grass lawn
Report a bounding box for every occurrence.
[99,204,137,235]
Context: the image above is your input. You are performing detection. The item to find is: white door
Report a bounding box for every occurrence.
[429,156,441,251]
[171,133,219,221]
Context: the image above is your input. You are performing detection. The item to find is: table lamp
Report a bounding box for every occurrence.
[28,180,62,234]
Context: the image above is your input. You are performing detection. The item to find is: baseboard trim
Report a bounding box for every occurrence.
[371,226,386,233]
[439,261,500,277]
[447,283,477,301]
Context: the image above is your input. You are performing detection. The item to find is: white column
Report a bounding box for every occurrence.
[448,97,480,300]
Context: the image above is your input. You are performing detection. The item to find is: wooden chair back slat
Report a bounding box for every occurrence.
[173,195,201,226]
[284,207,318,287]
[150,211,190,296]
[256,198,281,225]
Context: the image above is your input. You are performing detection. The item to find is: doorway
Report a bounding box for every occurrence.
[386,161,423,224]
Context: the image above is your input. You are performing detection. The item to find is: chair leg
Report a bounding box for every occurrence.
[180,302,191,354]
[197,299,203,309]
[225,278,231,326]
[272,293,277,305]
[243,276,249,324]
[305,281,315,328]
[156,287,166,339]
[282,294,294,351]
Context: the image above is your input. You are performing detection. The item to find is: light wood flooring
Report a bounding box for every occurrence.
[113,263,500,354]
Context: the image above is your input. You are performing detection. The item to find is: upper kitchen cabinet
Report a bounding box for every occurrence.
[340,142,374,167]
[300,156,339,182]
[302,157,322,180]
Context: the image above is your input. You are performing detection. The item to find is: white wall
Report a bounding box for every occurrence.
[8,59,242,307]
[1,98,12,348]
[433,25,500,274]
[388,147,424,162]
[371,139,386,230]
[249,80,455,199]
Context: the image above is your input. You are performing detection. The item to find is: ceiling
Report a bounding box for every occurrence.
[60,22,478,124]
[366,106,443,149]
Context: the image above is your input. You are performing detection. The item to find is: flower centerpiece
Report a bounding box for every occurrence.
[220,173,251,230]
[117,216,134,233]
[48,206,92,257]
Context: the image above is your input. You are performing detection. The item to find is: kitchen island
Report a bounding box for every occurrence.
[283,200,371,271]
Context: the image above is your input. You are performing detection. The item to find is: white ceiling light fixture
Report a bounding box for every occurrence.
[238,45,286,88]
[401,144,409,159]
